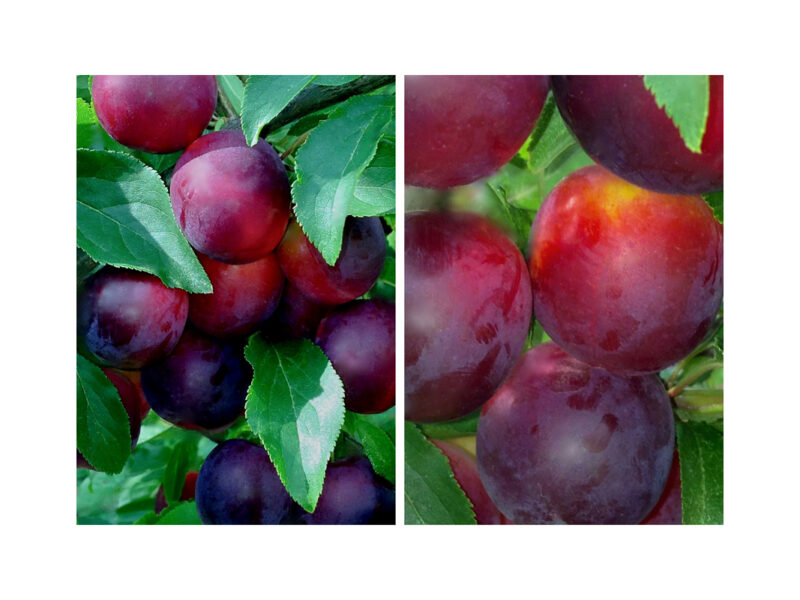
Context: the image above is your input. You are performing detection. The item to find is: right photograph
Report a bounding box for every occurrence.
[404,75,723,525]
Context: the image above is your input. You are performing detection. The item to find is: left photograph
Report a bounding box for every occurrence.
[76,75,396,525]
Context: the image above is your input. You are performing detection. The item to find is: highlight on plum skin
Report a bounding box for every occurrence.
[189,251,284,339]
[315,300,395,414]
[529,165,723,375]
[170,130,291,265]
[277,217,386,306]
[551,75,723,195]
[431,440,508,525]
[195,439,295,525]
[476,343,674,524]
[77,368,143,470]
[91,75,217,154]
[140,328,251,432]
[405,75,550,188]
[77,267,189,370]
[405,211,532,423]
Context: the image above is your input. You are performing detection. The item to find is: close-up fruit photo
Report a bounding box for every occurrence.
[76,75,396,525]
[404,75,723,525]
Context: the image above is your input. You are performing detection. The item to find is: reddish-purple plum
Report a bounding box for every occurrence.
[277,217,386,305]
[155,471,199,514]
[300,457,390,525]
[405,211,532,423]
[529,165,723,374]
[77,268,189,369]
[170,130,291,264]
[195,439,294,524]
[141,328,251,431]
[641,451,682,524]
[92,75,217,154]
[189,251,284,338]
[264,283,330,340]
[552,75,723,194]
[77,368,143,469]
[315,300,395,414]
[431,440,506,524]
[405,75,550,188]
[476,343,674,524]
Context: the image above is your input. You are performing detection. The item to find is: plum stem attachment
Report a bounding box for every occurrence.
[672,389,723,421]
[668,361,723,398]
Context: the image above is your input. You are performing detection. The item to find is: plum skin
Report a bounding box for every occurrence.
[92,75,217,154]
[140,328,251,432]
[189,251,284,338]
[405,211,532,423]
[529,165,723,375]
[195,440,294,524]
[431,440,507,524]
[263,283,330,341]
[77,268,189,369]
[315,300,395,414]
[476,343,674,524]
[170,130,291,264]
[551,75,723,195]
[277,217,386,305]
[77,368,143,469]
[405,75,550,188]
[641,450,682,524]
[299,457,392,525]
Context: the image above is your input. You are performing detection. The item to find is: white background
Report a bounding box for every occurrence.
[1,0,798,597]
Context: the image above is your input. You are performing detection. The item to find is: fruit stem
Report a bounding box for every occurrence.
[673,388,723,413]
[281,132,311,160]
[668,361,724,397]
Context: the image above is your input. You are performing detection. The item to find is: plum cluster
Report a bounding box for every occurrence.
[79,75,395,524]
[405,75,722,524]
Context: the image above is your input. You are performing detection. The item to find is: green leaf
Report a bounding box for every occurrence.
[241,75,316,145]
[77,75,92,103]
[154,501,202,525]
[704,190,723,223]
[351,139,396,216]
[404,423,476,524]
[76,149,211,293]
[644,75,709,153]
[244,336,345,513]
[418,409,481,440]
[314,76,361,86]
[293,94,394,264]
[344,413,395,484]
[527,94,578,174]
[162,440,197,504]
[76,354,130,473]
[216,75,244,115]
[676,420,723,524]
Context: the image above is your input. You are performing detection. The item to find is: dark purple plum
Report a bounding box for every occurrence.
[431,440,507,524]
[155,471,199,514]
[529,165,723,375]
[92,75,217,153]
[77,368,143,469]
[551,75,723,194]
[140,328,251,431]
[77,268,188,369]
[300,457,390,525]
[405,211,532,423]
[170,130,291,264]
[277,217,386,305]
[405,75,550,188]
[641,450,682,524]
[263,283,330,340]
[476,343,674,524]
[195,440,294,524]
[189,251,284,338]
[315,300,395,414]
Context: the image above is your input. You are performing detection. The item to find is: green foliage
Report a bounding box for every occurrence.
[161,439,197,505]
[644,75,709,153]
[153,501,203,525]
[705,189,723,223]
[241,75,316,144]
[676,420,723,524]
[351,139,396,216]
[418,410,480,441]
[343,412,395,484]
[405,423,476,524]
[244,336,345,513]
[76,355,130,473]
[314,76,361,86]
[293,94,394,264]
[216,75,244,115]
[76,149,211,293]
